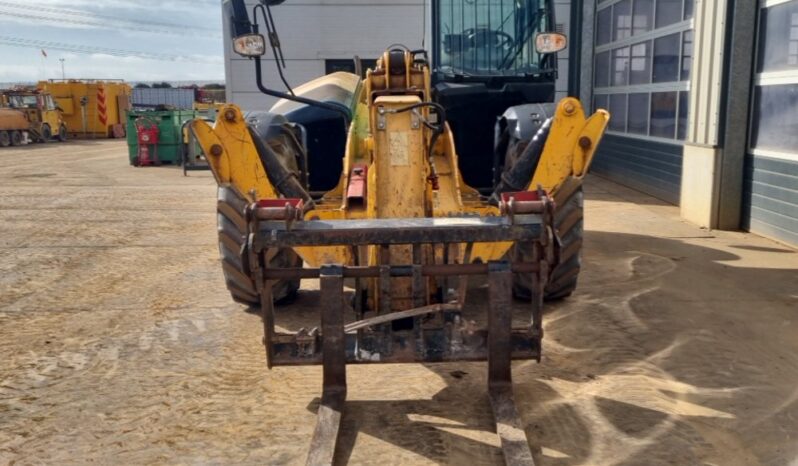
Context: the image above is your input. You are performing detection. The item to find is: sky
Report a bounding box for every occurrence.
[0,0,224,85]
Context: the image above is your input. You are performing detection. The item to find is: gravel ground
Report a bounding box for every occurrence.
[1,139,797,465]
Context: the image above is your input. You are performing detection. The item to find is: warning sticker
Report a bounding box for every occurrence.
[389,132,409,166]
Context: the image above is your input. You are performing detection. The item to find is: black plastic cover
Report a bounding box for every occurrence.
[223,0,253,39]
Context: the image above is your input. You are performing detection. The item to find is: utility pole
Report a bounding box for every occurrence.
[59,58,65,80]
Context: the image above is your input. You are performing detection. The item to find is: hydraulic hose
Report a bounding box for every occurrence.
[247,126,314,209]
[490,117,552,205]
[387,102,447,189]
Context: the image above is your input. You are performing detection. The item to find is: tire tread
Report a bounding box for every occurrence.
[216,185,301,306]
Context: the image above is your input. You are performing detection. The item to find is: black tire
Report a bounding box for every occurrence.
[0,131,9,147]
[41,124,52,143]
[10,131,22,146]
[217,185,301,306]
[57,125,67,142]
[513,177,584,301]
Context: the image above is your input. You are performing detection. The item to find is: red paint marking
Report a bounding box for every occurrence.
[346,164,368,205]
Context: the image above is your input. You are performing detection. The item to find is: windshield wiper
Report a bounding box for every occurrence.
[498,6,543,71]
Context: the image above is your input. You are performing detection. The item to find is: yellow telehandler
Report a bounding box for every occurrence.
[192,1,609,463]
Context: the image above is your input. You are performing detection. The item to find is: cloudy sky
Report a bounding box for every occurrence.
[0,0,224,84]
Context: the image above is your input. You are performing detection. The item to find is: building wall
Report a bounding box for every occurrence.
[553,0,573,102]
[582,0,796,245]
[224,0,425,110]
[224,0,572,111]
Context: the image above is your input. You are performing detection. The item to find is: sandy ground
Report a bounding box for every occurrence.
[0,139,797,466]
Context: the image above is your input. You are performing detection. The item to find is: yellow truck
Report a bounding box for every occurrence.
[2,90,67,143]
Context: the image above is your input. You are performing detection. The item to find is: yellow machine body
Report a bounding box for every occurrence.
[192,50,608,310]
[38,80,131,138]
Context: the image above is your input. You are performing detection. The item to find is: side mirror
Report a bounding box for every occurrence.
[234,34,267,57]
[535,33,567,54]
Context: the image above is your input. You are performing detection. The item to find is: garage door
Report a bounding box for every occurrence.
[742,0,798,246]
[589,0,694,204]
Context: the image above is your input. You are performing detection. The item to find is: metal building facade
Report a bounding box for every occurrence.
[225,0,424,110]
[578,0,796,246]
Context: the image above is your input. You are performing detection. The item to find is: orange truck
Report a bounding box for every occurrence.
[0,107,30,147]
[2,90,67,143]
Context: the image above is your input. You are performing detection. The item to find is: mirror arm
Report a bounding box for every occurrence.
[253,4,294,96]
[252,55,352,124]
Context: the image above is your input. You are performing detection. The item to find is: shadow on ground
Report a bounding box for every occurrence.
[252,230,798,465]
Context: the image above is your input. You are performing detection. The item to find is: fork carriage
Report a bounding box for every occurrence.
[247,192,557,466]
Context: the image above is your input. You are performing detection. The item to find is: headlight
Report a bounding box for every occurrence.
[233,34,266,57]
[535,33,567,54]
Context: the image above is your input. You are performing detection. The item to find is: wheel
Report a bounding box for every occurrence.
[0,131,9,147]
[512,177,584,301]
[10,131,22,146]
[544,178,584,300]
[217,185,301,306]
[57,125,67,142]
[40,124,52,143]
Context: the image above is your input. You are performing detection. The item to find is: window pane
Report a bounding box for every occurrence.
[436,0,548,75]
[677,91,689,140]
[656,0,683,28]
[612,46,630,86]
[325,59,377,77]
[597,7,612,46]
[756,2,798,73]
[613,0,632,41]
[653,33,680,83]
[681,30,693,81]
[609,94,628,132]
[628,93,650,135]
[684,0,694,20]
[750,84,798,152]
[633,0,654,35]
[595,51,610,87]
[650,91,677,138]
[630,41,652,84]
[594,94,609,112]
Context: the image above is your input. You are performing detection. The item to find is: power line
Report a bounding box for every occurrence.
[0,9,221,37]
[0,0,218,31]
[0,1,219,34]
[0,35,222,64]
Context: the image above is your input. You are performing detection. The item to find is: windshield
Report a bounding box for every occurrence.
[8,95,39,109]
[435,0,550,77]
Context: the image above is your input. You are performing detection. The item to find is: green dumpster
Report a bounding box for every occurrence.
[126,109,199,165]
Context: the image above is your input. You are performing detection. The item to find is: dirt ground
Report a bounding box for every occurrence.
[1,139,797,466]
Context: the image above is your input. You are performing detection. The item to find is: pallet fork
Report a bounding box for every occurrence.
[247,193,557,466]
